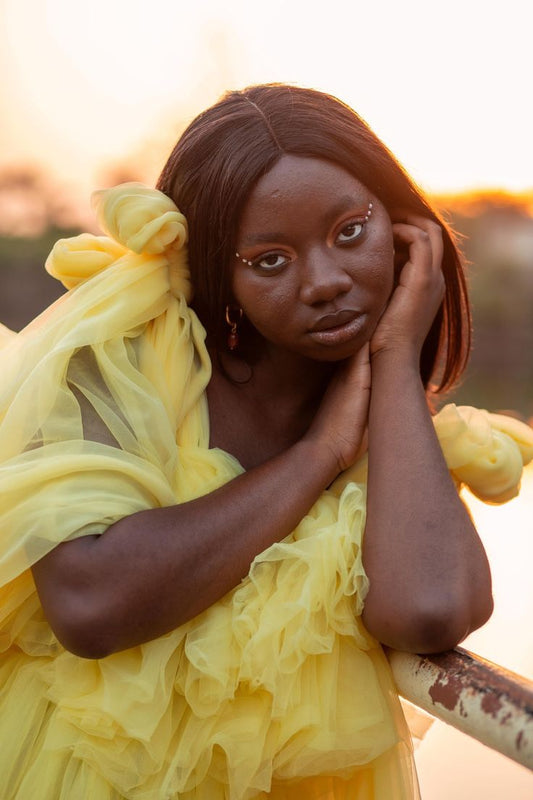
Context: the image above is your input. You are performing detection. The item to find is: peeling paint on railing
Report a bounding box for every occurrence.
[387,646,533,770]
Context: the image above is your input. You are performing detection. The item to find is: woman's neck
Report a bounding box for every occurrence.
[207,346,335,469]
[217,344,333,415]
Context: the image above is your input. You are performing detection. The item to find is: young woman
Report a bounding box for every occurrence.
[1,84,531,799]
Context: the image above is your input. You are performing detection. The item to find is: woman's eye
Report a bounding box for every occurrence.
[255,253,289,271]
[336,221,365,244]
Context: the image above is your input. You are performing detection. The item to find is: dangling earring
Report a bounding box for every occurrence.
[225,305,243,351]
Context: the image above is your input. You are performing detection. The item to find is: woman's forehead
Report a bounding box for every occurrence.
[238,155,372,238]
[249,154,368,199]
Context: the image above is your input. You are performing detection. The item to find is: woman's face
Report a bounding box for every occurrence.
[232,155,395,362]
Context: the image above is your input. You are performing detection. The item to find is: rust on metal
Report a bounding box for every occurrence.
[386,646,533,770]
[422,647,533,713]
[427,670,464,712]
[481,692,503,718]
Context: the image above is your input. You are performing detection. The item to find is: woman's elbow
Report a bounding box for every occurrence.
[32,539,126,659]
[43,593,119,660]
[57,627,116,661]
[362,591,494,654]
[401,601,491,654]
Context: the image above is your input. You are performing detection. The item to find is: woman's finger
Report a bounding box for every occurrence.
[392,220,443,275]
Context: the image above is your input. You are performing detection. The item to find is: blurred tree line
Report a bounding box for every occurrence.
[1,168,532,419]
[434,192,533,420]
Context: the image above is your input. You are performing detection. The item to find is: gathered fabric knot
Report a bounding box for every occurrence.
[433,403,533,503]
[45,182,192,301]
[92,183,188,255]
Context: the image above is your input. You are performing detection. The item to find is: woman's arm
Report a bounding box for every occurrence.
[361,217,493,653]
[32,347,371,659]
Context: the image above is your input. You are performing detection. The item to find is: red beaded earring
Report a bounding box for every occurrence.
[225,305,243,351]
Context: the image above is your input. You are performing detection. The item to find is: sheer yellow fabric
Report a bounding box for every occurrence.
[0,322,15,347]
[1,184,531,800]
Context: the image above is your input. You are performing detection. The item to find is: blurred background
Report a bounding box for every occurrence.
[1,0,532,796]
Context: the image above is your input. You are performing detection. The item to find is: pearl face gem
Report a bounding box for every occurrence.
[235,252,253,266]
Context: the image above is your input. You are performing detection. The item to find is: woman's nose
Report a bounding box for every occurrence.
[299,252,353,306]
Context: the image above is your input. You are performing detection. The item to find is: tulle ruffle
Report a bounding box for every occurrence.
[0,482,420,799]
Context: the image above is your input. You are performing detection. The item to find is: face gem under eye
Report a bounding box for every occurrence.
[235,251,289,270]
[235,251,253,266]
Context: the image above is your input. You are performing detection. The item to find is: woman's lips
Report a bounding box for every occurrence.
[310,309,359,332]
[308,310,366,346]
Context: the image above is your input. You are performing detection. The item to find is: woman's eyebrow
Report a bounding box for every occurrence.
[325,195,369,224]
[240,231,288,246]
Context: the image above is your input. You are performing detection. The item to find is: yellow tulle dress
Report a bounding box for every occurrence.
[1,185,532,800]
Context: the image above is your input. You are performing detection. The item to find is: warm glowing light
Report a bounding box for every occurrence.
[1,0,532,196]
[464,465,533,674]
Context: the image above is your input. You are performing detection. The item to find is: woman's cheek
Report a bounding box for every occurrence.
[365,244,395,301]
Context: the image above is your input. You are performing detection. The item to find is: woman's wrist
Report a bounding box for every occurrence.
[292,435,343,488]
[370,344,422,384]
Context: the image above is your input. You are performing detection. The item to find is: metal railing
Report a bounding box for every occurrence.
[387,646,533,770]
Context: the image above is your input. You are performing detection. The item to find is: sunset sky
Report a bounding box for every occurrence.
[1,1,532,796]
[1,0,532,205]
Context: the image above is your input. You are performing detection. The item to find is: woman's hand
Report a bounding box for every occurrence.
[370,215,445,360]
[304,343,371,473]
